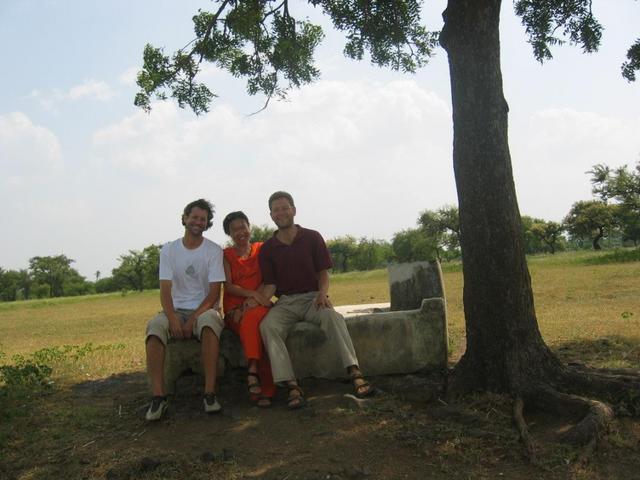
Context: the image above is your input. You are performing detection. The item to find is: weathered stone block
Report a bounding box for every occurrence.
[288,298,448,380]
[160,297,447,390]
[388,261,444,311]
[162,329,241,394]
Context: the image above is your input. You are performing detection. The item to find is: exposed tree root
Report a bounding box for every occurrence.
[567,362,640,377]
[561,366,640,415]
[448,352,640,463]
[512,396,536,464]
[525,385,613,446]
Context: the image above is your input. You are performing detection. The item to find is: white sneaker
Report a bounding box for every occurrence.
[203,393,222,414]
[145,396,168,421]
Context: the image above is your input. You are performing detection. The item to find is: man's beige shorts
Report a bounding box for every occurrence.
[145,309,224,346]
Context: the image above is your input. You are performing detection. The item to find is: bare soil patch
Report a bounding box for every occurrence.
[3,369,639,480]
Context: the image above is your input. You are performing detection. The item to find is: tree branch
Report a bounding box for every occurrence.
[263,0,286,22]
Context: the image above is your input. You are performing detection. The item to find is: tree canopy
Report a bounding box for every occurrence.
[28,255,85,298]
[135,1,638,114]
[111,245,161,292]
[249,224,276,243]
[589,161,640,246]
[134,1,438,114]
[418,205,460,260]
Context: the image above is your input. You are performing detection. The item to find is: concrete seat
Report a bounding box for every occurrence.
[287,297,447,380]
[161,261,448,392]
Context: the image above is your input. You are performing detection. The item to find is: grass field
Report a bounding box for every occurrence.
[1,249,638,480]
[1,249,638,380]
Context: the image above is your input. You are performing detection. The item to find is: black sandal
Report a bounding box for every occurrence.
[351,372,376,399]
[247,372,262,396]
[287,384,306,410]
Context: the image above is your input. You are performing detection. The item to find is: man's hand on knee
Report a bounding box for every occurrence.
[314,292,332,309]
[182,316,196,338]
[168,316,184,339]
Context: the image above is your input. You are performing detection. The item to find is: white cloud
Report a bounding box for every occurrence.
[511,108,640,221]
[90,78,456,243]
[0,113,69,271]
[67,79,114,101]
[118,67,139,86]
[91,101,201,176]
[30,79,116,110]
[0,112,62,185]
[197,63,227,82]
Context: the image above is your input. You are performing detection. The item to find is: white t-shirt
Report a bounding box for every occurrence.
[159,237,225,310]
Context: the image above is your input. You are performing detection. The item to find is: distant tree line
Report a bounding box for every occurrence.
[0,246,163,302]
[1,162,637,301]
[328,161,640,271]
[94,245,162,294]
[0,255,92,302]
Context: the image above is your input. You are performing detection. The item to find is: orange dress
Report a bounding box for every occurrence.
[223,242,275,398]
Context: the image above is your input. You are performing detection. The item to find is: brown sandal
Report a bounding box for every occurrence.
[351,373,376,399]
[256,396,272,408]
[287,384,306,410]
[247,372,262,396]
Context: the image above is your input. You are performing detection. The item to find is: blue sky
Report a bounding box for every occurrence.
[1,0,638,279]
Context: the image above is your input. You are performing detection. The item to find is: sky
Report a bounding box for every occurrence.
[1,0,638,279]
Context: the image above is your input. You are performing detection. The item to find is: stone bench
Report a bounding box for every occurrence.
[161,261,448,393]
[287,297,447,379]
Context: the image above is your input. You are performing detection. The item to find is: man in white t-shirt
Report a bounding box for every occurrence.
[144,199,226,421]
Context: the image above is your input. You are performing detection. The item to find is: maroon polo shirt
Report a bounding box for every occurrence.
[259,225,333,297]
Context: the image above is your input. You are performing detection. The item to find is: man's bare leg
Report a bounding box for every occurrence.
[146,336,166,396]
[201,327,219,394]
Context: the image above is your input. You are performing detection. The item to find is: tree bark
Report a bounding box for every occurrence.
[593,227,604,250]
[439,0,562,395]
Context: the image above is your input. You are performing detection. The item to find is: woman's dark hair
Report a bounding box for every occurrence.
[223,211,250,235]
[182,199,214,230]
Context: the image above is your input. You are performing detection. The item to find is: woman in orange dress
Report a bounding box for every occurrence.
[222,211,275,407]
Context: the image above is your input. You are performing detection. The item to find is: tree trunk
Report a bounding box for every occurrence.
[439,0,562,395]
[593,227,603,250]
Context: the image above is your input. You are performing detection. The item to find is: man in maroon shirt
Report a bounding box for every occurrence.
[259,191,375,409]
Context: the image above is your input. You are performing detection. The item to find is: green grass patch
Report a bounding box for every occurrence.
[580,247,640,265]
[330,268,388,282]
[0,343,126,389]
[526,247,640,267]
[0,289,159,312]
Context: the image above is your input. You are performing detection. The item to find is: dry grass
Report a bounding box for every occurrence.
[0,292,158,380]
[530,261,640,368]
[0,251,638,380]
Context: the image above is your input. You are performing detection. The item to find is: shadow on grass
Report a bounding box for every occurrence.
[72,371,147,397]
[553,335,640,370]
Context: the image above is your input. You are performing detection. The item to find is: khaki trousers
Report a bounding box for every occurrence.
[259,292,359,383]
[145,309,224,346]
